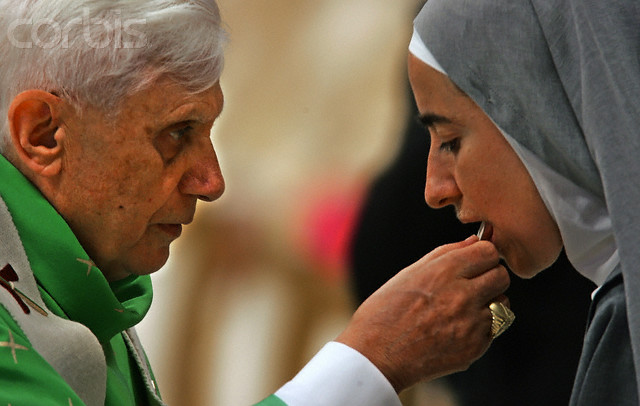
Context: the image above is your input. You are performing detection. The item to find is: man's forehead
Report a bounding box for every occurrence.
[120,79,224,127]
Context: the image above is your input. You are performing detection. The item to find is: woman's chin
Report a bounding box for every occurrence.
[506,251,561,279]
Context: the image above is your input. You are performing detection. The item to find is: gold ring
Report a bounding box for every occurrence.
[489,302,515,339]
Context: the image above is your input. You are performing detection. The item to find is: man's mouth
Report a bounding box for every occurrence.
[157,223,183,239]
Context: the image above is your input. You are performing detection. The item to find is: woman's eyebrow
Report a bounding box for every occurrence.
[417,112,452,128]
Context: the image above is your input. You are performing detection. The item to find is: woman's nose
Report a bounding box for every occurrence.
[424,154,460,209]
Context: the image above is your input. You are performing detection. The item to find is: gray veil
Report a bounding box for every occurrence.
[413,0,640,398]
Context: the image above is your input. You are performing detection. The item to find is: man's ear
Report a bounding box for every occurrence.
[7,90,66,177]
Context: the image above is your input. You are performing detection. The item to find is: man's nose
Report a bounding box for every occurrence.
[424,154,460,209]
[179,141,225,202]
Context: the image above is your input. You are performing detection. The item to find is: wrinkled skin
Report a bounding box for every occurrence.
[7,78,225,281]
[337,236,510,392]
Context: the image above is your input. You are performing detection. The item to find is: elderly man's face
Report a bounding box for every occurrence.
[55,78,225,281]
[408,54,562,278]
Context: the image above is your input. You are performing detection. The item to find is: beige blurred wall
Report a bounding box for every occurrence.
[137,1,425,405]
[212,0,416,242]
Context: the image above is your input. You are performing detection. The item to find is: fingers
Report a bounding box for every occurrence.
[471,264,511,303]
[489,294,510,308]
[453,240,501,279]
[422,234,480,262]
[420,238,503,278]
[409,238,509,304]
[425,238,510,307]
[337,236,513,392]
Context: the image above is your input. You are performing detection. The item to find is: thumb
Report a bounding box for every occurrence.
[421,234,480,262]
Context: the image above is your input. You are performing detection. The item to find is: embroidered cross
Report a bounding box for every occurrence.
[0,264,47,317]
[0,330,28,364]
[76,258,95,276]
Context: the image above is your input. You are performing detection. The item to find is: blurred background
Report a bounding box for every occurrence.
[138,0,422,404]
[137,1,595,405]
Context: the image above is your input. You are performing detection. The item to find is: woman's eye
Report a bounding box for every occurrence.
[439,138,460,153]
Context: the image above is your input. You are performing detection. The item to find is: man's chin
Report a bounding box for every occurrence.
[132,252,170,276]
[104,250,170,281]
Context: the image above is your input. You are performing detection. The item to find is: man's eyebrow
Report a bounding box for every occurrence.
[416,113,452,128]
[163,104,223,127]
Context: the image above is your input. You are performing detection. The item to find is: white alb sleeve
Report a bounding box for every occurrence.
[274,341,402,406]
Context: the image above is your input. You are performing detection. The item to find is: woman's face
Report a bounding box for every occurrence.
[408,53,563,278]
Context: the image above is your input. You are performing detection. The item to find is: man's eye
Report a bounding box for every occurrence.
[439,138,460,153]
[169,125,193,141]
[155,125,194,162]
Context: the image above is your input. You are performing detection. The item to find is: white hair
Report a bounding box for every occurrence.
[0,0,227,152]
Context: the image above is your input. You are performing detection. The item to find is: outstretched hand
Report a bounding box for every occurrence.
[336,235,510,392]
